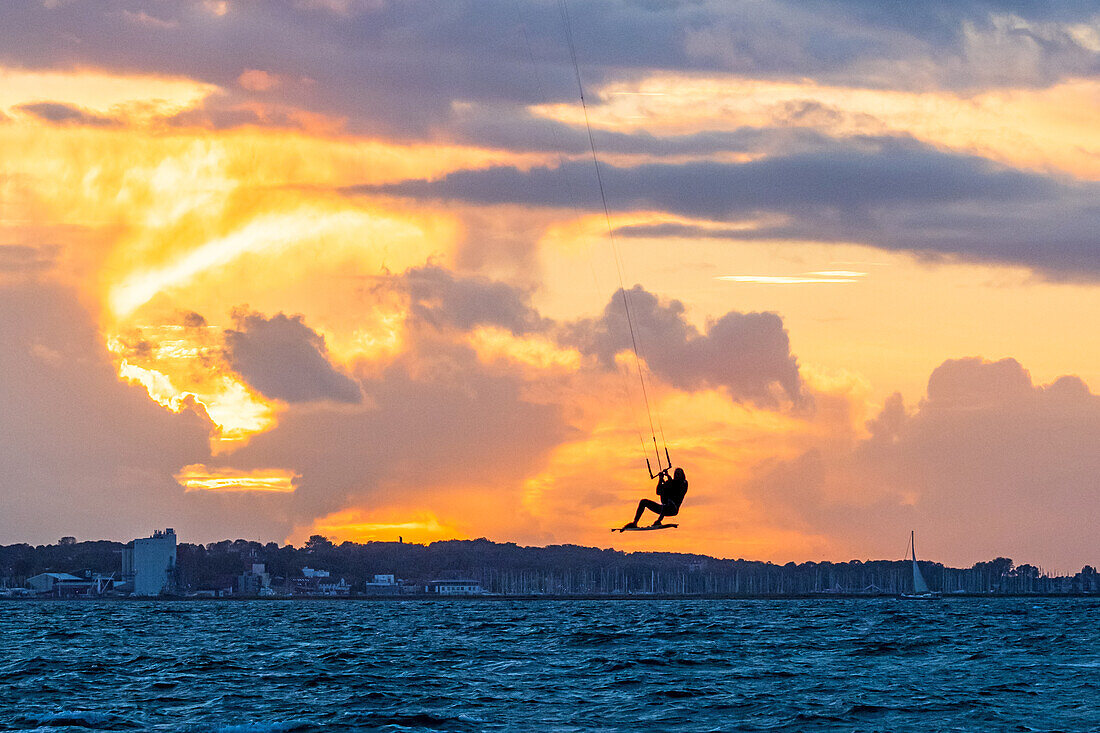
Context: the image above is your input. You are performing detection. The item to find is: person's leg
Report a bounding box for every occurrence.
[652,503,678,526]
[628,499,664,526]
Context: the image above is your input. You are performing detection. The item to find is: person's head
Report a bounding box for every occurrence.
[674,467,685,481]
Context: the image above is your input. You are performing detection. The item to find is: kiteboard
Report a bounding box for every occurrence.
[611,523,678,533]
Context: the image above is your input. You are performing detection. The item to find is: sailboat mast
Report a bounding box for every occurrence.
[911,529,930,593]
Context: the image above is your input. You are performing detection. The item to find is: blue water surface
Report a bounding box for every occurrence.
[1,598,1097,732]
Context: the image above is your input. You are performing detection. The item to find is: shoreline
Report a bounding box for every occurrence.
[4,592,1098,602]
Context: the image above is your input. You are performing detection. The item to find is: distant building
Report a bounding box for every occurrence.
[122,528,177,596]
[27,572,83,594]
[25,572,114,596]
[362,573,400,595]
[292,568,350,596]
[317,577,351,596]
[426,580,483,595]
[237,563,272,596]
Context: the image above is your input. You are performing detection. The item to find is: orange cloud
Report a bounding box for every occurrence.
[238,69,280,92]
[177,464,299,493]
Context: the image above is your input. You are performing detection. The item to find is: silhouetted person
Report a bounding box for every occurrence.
[622,467,688,528]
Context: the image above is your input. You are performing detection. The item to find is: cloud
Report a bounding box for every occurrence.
[201,269,805,537]
[565,285,804,408]
[16,102,117,127]
[0,281,219,542]
[220,336,570,522]
[121,9,179,30]
[224,310,362,404]
[402,265,546,336]
[448,107,833,157]
[182,311,207,328]
[364,137,1100,279]
[176,464,298,493]
[368,137,1053,213]
[0,245,59,273]
[3,0,1099,143]
[393,266,806,408]
[715,274,863,284]
[752,357,1100,567]
[237,69,280,92]
[681,2,1100,90]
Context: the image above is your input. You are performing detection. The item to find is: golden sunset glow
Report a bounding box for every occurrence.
[108,208,425,317]
[293,509,464,546]
[108,329,279,447]
[716,275,864,284]
[176,464,299,493]
[468,327,582,371]
[0,67,216,120]
[4,2,1098,568]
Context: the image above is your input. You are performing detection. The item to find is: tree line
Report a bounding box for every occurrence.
[1,535,1096,596]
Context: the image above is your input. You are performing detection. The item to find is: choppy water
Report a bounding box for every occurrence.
[1,598,1097,732]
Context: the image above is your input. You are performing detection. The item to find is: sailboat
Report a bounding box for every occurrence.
[899,530,942,600]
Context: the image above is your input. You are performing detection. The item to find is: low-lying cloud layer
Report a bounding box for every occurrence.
[0,282,211,540]
[753,358,1100,564]
[222,336,570,523]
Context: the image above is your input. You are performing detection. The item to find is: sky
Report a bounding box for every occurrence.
[1,0,1098,570]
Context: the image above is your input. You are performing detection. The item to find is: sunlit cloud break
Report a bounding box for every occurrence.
[176,465,299,493]
[109,208,420,316]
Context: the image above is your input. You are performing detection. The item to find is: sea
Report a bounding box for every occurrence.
[1,598,1097,732]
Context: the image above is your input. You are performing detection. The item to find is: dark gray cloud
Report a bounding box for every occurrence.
[224,311,362,404]
[0,281,226,543]
[449,106,834,157]
[362,137,1100,278]
[16,102,117,127]
[565,285,804,408]
[2,0,1098,142]
[393,265,805,407]
[368,138,1053,213]
[402,265,546,336]
[751,357,1100,567]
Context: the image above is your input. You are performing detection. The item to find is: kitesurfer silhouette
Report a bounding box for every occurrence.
[622,467,687,529]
